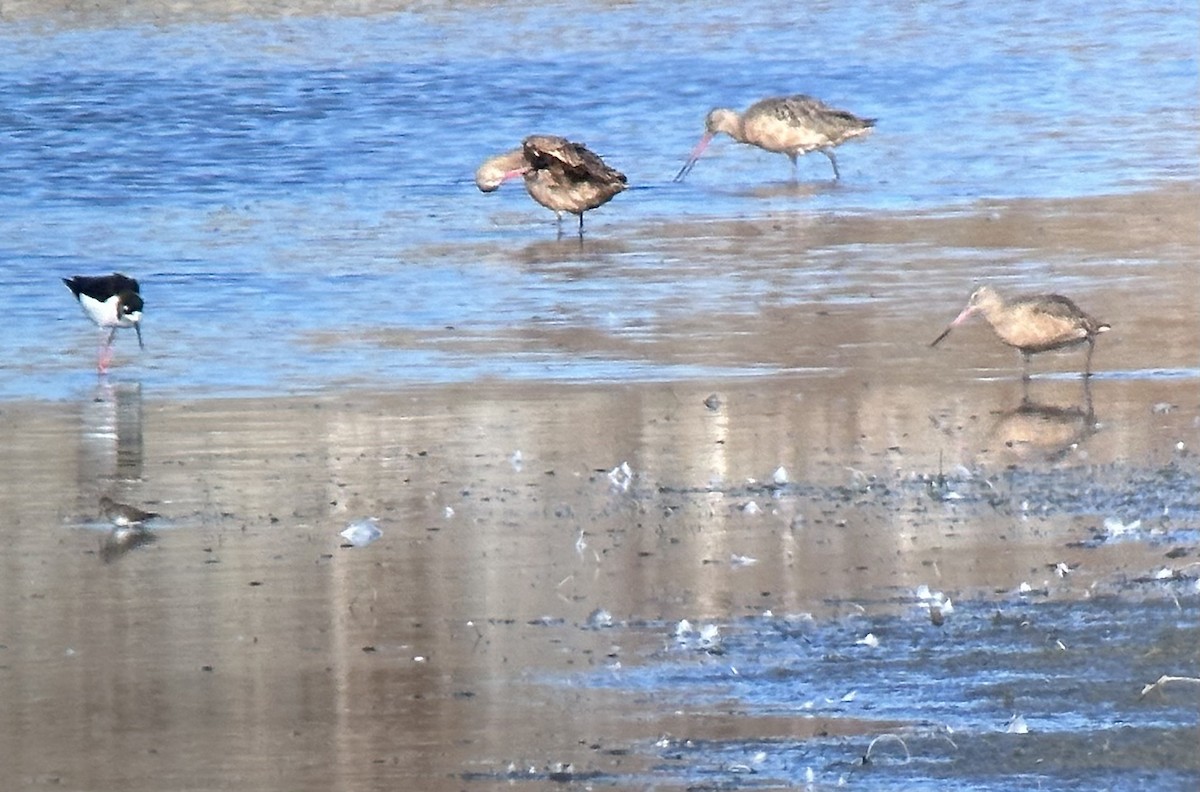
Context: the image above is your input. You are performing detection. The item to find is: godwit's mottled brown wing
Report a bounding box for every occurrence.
[1013,293,1107,335]
[522,135,627,188]
[574,144,627,189]
[522,135,576,168]
[771,95,876,141]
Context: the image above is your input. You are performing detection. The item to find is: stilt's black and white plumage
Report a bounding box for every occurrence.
[62,273,144,371]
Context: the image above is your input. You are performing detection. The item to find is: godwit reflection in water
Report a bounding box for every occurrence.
[988,379,1098,462]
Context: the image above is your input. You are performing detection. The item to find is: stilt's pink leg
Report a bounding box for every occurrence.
[98,338,113,373]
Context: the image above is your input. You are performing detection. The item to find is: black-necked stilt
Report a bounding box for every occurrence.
[62,273,145,372]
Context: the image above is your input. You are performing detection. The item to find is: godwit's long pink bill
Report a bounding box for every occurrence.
[675,134,713,182]
[926,306,974,345]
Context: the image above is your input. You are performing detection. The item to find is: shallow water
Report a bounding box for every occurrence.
[0,0,1196,398]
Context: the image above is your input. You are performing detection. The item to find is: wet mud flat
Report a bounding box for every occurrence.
[527,465,1200,791]
[449,443,1200,790]
[2,369,1198,792]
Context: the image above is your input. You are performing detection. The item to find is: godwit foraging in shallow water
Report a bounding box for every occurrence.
[675,94,875,182]
[930,286,1110,378]
[475,135,627,234]
[62,273,145,372]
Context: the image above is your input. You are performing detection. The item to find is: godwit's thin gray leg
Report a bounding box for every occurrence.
[821,148,841,180]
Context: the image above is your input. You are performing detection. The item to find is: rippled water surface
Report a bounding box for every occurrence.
[0,0,1196,398]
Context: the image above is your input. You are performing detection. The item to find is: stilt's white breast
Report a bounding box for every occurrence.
[77,293,126,328]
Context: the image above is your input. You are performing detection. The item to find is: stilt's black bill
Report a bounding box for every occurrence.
[134,322,144,349]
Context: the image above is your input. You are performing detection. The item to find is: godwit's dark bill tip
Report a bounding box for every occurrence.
[673,160,696,183]
[929,326,953,348]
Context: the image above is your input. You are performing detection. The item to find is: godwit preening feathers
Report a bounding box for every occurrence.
[931,286,1110,378]
[476,135,627,233]
[675,94,875,182]
[62,273,145,372]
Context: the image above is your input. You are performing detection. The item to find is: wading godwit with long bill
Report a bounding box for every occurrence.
[930,286,1109,378]
[675,94,875,182]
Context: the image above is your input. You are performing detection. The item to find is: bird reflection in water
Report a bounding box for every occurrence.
[99,524,157,563]
[80,381,146,484]
[988,379,1098,462]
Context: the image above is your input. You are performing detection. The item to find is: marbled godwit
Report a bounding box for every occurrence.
[475,135,627,233]
[674,94,875,182]
[930,286,1110,377]
[62,273,144,372]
